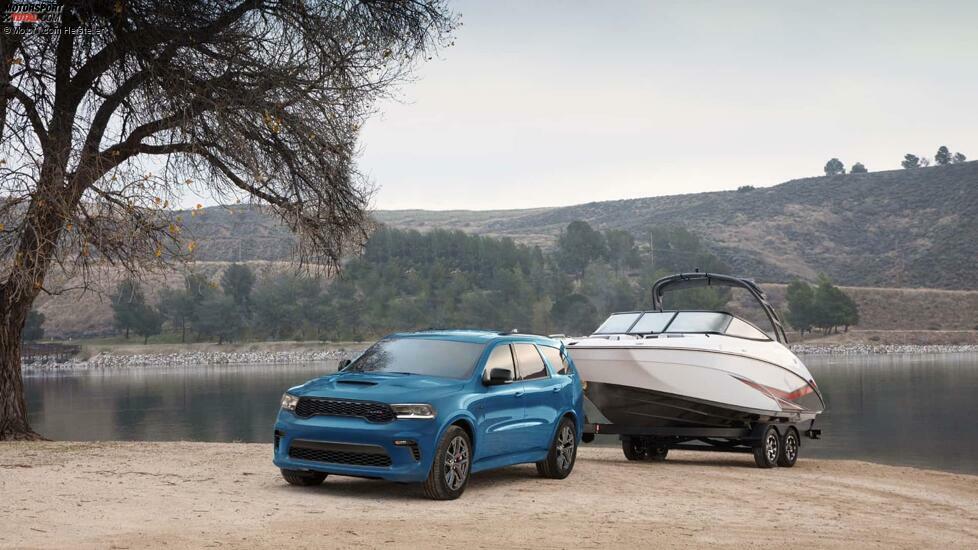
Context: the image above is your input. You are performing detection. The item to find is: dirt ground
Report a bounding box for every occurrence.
[1,443,976,549]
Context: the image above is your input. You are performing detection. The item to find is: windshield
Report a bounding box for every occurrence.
[664,312,732,333]
[343,338,485,379]
[593,313,642,334]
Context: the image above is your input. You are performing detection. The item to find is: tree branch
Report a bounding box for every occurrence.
[2,85,48,149]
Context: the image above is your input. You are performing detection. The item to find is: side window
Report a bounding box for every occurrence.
[513,343,548,380]
[483,344,515,381]
[539,345,568,375]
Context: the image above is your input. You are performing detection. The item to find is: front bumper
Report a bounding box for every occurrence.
[273,410,440,482]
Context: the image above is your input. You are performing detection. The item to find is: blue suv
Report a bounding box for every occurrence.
[273,330,583,499]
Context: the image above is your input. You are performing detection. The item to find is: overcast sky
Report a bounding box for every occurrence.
[350,0,978,211]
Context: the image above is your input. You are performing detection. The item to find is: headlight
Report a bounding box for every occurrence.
[280,393,299,412]
[390,403,436,419]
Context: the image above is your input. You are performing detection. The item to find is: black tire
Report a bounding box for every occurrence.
[622,437,647,461]
[777,427,800,467]
[752,425,780,469]
[536,417,578,479]
[422,425,471,500]
[280,469,327,486]
[646,446,669,462]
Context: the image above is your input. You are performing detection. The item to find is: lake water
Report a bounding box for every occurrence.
[23,353,978,475]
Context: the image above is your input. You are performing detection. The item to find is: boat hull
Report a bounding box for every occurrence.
[569,338,823,429]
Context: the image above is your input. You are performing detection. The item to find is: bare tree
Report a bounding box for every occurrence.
[0,1,454,439]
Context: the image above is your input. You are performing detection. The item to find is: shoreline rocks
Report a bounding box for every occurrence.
[22,343,978,372]
[790,343,978,355]
[22,349,363,372]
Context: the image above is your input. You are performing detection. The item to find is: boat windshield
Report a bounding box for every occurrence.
[591,310,771,340]
[593,313,642,334]
[629,312,674,333]
[665,312,731,333]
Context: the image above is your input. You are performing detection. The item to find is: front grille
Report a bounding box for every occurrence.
[289,441,392,468]
[409,444,421,461]
[294,397,395,423]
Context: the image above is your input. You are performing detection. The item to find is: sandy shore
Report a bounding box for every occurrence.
[1,443,976,549]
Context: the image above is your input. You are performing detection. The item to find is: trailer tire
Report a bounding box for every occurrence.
[646,446,669,461]
[752,425,780,468]
[622,437,647,461]
[777,427,800,467]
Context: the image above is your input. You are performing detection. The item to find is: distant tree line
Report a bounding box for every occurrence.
[785,276,859,336]
[823,145,967,176]
[106,223,750,343]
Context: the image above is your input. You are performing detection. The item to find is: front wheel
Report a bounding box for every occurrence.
[422,425,471,500]
[536,417,578,479]
[281,469,327,486]
[752,425,780,468]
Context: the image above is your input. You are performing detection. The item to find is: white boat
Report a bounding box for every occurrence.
[568,272,824,467]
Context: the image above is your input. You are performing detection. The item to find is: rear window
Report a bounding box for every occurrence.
[344,338,485,379]
[539,345,569,375]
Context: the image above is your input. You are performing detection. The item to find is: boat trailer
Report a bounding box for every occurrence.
[582,420,822,468]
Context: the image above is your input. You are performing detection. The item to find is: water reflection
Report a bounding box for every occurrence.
[26,363,338,443]
[23,354,978,474]
[804,353,978,474]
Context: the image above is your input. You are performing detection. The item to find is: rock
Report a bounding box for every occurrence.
[22,348,363,372]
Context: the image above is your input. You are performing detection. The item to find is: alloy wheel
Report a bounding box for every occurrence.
[784,432,798,462]
[765,431,780,463]
[444,435,469,491]
[556,425,575,471]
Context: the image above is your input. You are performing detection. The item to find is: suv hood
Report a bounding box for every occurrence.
[290,371,466,403]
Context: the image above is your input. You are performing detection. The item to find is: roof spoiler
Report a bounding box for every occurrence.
[651,272,788,344]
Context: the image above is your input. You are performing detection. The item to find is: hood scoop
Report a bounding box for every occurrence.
[336,379,378,386]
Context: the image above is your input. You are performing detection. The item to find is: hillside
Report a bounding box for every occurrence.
[181,162,978,289]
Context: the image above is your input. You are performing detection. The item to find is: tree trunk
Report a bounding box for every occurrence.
[143,334,149,345]
[125,327,129,339]
[0,293,43,440]
[181,322,186,343]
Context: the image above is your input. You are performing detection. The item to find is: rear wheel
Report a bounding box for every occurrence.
[777,427,800,467]
[536,417,578,479]
[281,469,327,486]
[422,425,471,500]
[752,425,780,468]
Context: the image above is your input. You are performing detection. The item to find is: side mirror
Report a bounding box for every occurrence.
[338,359,351,371]
[484,368,513,386]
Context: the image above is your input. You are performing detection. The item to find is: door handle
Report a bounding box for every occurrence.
[551,386,561,393]
[514,390,525,397]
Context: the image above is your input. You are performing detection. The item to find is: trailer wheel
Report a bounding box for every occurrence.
[752,425,780,468]
[646,446,668,461]
[622,437,647,461]
[777,427,800,467]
